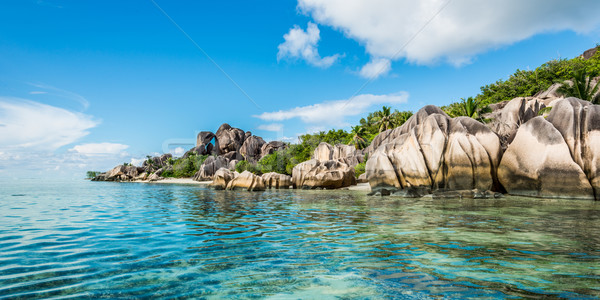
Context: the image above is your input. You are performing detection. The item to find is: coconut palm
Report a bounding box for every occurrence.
[350,126,368,150]
[460,97,480,118]
[557,69,600,104]
[373,106,398,132]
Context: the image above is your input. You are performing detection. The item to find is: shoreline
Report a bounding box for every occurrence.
[128,177,372,191]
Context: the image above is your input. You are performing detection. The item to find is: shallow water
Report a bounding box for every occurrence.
[0,178,599,299]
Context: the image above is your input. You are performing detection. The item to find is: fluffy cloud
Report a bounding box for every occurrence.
[69,143,129,155]
[254,92,408,126]
[359,58,392,79]
[0,98,98,150]
[298,0,600,67]
[169,147,186,157]
[257,123,284,132]
[278,22,341,68]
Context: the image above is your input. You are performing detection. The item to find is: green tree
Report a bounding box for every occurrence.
[349,126,368,150]
[460,97,480,118]
[557,69,600,104]
[373,106,398,132]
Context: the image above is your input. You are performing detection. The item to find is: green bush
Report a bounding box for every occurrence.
[235,160,260,174]
[354,162,366,178]
[162,154,209,178]
[86,171,100,179]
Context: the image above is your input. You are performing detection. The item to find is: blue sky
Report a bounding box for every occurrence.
[1,0,599,177]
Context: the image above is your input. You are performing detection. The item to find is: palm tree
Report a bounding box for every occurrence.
[373,106,398,132]
[350,126,368,150]
[557,69,600,104]
[460,97,480,118]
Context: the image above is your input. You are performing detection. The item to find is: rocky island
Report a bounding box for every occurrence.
[93,48,600,201]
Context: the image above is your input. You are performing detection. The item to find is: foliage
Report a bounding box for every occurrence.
[441,46,600,119]
[460,97,479,118]
[557,69,600,104]
[354,162,366,178]
[235,160,260,174]
[359,108,413,141]
[162,153,209,178]
[350,126,368,150]
[373,105,398,132]
[86,171,100,179]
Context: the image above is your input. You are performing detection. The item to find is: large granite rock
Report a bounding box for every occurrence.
[487,97,546,149]
[215,123,246,155]
[193,156,229,181]
[365,105,448,156]
[260,141,287,159]
[366,112,502,195]
[142,153,172,172]
[292,159,356,189]
[313,142,333,161]
[498,115,594,199]
[226,171,266,191]
[93,165,144,182]
[196,131,215,147]
[210,168,235,190]
[262,172,292,189]
[239,135,266,163]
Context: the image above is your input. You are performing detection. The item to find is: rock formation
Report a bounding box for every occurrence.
[215,123,246,155]
[498,98,600,200]
[260,141,287,159]
[366,107,502,196]
[210,168,235,190]
[193,156,229,181]
[292,159,356,189]
[239,135,266,163]
[226,171,266,191]
[262,172,292,189]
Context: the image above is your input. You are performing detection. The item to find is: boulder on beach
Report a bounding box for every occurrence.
[262,172,292,189]
[226,170,266,191]
[498,115,595,199]
[292,159,356,189]
[193,156,229,181]
[210,168,235,190]
[366,109,502,195]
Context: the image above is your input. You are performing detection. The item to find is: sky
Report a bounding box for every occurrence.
[1,0,599,178]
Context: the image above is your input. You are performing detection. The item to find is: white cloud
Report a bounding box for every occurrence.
[257,123,284,132]
[69,143,129,155]
[0,98,98,150]
[254,92,408,127]
[278,22,341,68]
[170,147,186,157]
[130,157,146,167]
[29,91,48,95]
[359,58,391,79]
[298,0,600,68]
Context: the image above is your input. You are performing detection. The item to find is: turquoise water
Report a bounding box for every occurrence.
[0,179,599,299]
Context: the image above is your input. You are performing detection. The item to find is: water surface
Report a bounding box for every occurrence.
[0,178,599,299]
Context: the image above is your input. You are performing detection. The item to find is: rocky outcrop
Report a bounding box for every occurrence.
[365,105,448,156]
[498,115,594,199]
[215,123,246,155]
[487,97,547,149]
[92,165,145,182]
[292,159,356,189]
[366,111,502,196]
[313,142,364,168]
[262,172,292,189]
[226,171,266,191]
[239,135,266,163]
[260,141,287,159]
[196,131,215,147]
[313,142,333,161]
[498,98,600,200]
[209,168,235,190]
[142,153,172,172]
[193,156,229,181]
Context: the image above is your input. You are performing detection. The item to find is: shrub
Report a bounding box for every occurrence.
[86,171,100,179]
[235,160,260,174]
[354,162,366,178]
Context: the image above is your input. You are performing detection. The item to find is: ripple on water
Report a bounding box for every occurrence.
[0,180,599,299]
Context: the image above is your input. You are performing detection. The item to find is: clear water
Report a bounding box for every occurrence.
[0,178,599,299]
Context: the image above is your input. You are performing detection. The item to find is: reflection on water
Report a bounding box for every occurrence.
[0,179,599,299]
